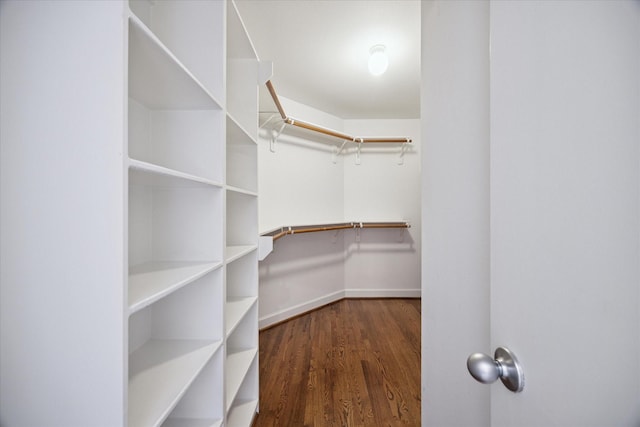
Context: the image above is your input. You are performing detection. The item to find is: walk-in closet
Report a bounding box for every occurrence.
[4,0,637,426]
[1,0,421,425]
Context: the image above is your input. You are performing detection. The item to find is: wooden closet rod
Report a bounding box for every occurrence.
[265,221,410,241]
[272,230,290,241]
[290,224,355,235]
[285,118,353,141]
[270,223,355,241]
[264,80,412,144]
[266,80,287,120]
[360,222,410,229]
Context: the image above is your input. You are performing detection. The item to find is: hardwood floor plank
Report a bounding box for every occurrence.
[254,299,421,426]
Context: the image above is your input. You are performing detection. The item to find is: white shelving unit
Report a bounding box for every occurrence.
[224,1,261,424]
[128,0,260,425]
[0,1,260,424]
[127,1,228,425]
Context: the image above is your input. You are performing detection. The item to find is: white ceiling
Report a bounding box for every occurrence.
[234,0,421,120]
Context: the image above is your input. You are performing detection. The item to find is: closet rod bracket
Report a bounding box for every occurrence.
[260,113,279,130]
[397,227,407,243]
[331,228,344,244]
[270,121,287,153]
[398,142,409,165]
[333,140,349,164]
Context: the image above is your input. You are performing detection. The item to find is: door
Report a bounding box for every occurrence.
[489,1,640,426]
[422,1,640,426]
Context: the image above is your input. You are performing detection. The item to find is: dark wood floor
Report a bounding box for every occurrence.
[253,298,421,427]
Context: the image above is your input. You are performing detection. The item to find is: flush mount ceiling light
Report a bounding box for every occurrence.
[368,44,388,76]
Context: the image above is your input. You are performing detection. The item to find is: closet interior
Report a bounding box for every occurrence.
[255,61,421,329]
[257,79,415,260]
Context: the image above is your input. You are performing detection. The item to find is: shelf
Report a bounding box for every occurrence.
[225,245,257,264]
[129,160,223,189]
[226,191,258,247]
[161,348,224,424]
[226,1,257,61]
[227,113,257,142]
[226,111,257,193]
[227,63,259,142]
[226,2,259,141]
[225,349,258,412]
[227,251,258,312]
[128,339,222,427]
[225,303,258,412]
[226,353,258,421]
[226,186,258,197]
[129,261,222,313]
[128,100,224,182]
[128,169,223,268]
[227,109,257,146]
[226,297,258,337]
[129,16,220,110]
[226,400,258,427]
[127,0,224,102]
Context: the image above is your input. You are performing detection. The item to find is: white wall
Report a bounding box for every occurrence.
[0,2,126,425]
[258,97,348,327]
[421,1,490,426]
[343,119,421,297]
[259,96,345,232]
[258,99,421,328]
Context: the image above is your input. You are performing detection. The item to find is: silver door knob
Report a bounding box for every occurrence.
[467,346,524,393]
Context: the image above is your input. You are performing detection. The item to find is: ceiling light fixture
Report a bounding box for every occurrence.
[368,44,388,76]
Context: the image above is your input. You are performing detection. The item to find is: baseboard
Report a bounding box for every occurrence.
[344,288,422,298]
[258,288,421,329]
[258,290,345,329]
